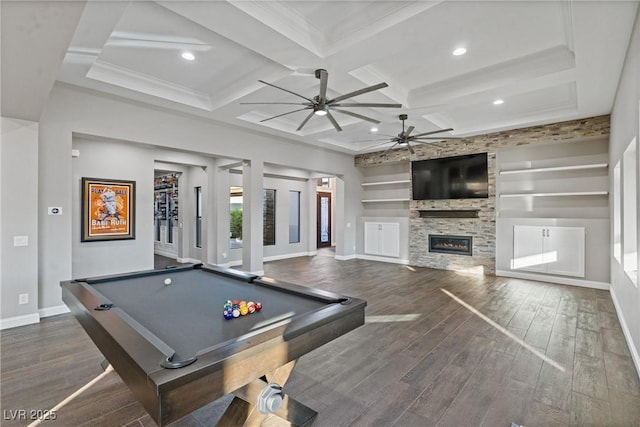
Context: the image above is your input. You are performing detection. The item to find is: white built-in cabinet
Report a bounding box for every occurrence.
[364,222,400,257]
[513,225,585,277]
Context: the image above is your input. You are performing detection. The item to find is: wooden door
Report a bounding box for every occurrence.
[316,192,331,248]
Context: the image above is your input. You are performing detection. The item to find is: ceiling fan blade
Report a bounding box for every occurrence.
[260,107,311,123]
[328,82,389,104]
[411,128,455,138]
[411,136,463,141]
[331,102,402,108]
[325,111,343,131]
[362,140,395,150]
[258,80,315,103]
[406,143,415,155]
[318,69,328,102]
[241,102,309,105]
[331,108,380,124]
[404,126,415,137]
[352,137,394,143]
[383,142,400,156]
[296,111,316,131]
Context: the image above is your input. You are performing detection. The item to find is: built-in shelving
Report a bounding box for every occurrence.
[361,179,411,187]
[496,137,609,220]
[500,191,608,198]
[361,198,410,203]
[359,163,411,212]
[499,163,608,175]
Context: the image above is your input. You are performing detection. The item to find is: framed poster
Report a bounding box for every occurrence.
[81,177,135,242]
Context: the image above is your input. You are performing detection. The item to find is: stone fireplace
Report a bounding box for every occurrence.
[429,235,473,256]
[409,201,495,274]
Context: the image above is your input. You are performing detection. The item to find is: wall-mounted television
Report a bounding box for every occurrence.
[412,153,488,200]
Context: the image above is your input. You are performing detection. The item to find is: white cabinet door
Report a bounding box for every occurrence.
[513,225,546,273]
[364,222,381,255]
[513,225,585,277]
[546,227,585,277]
[379,223,400,257]
[364,222,400,257]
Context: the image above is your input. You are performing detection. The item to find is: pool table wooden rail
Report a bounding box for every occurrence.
[61,265,366,426]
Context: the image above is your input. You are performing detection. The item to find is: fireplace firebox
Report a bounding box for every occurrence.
[429,235,473,256]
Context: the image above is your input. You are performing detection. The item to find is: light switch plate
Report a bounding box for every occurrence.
[14,236,28,246]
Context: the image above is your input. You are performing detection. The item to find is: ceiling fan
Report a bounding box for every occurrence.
[362,114,461,154]
[242,69,401,132]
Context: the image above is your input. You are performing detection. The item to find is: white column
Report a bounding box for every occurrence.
[242,160,264,274]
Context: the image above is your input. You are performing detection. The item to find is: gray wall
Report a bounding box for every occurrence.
[1,118,39,325]
[71,137,154,278]
[33,83,362,316]
[610,5,640,371]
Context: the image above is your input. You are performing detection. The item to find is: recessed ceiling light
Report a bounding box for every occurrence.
[181,52,195,61]
[370,127,379,133]
[493,99,504,105]
[452,47,467,56]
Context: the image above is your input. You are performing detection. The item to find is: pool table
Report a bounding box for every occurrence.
[61,264,366,426]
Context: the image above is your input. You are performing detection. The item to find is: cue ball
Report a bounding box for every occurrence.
[164,278,172,286]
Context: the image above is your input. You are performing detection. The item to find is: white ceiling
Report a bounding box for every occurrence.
[3,1,639,154]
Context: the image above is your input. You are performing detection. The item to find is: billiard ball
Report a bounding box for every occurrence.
[223,309,233,320]
[232,308,240,318]
[248,305,256,314]
[255,302,262,311]
[164,278,172,286]
[240,306,249,316]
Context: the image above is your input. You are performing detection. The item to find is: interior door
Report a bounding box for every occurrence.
[317,192,332,248]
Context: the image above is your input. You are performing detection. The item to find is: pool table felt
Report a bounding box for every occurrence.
[87,269,328,361]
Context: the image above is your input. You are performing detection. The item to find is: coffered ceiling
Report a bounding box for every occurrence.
[2,1,638,154]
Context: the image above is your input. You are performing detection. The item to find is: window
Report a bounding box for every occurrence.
[613,161,621,263]
[289,191,300,243]
[195,186,202,248]
[263,189,276,246]
[622,138,638,285]
[230,187,243,249]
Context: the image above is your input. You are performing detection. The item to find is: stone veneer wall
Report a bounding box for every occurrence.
[354,115,610,274]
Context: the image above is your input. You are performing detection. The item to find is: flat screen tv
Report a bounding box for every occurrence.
[412,153,488,200]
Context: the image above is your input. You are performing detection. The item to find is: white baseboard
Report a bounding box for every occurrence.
[154,248,178,259]
[335,254,356,261]
[356,254,410,265]
[40,304,70,318]
[496,270,610,290]
[0,312,40,330]
[177,257,201,264]
[263,252,316,262]
[610,289,640,381]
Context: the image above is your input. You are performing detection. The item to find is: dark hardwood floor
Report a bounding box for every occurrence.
[2,255,640,426]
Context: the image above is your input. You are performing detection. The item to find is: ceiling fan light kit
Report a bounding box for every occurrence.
[242,69,401,131]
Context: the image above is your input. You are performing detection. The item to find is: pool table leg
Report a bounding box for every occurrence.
[218,360,317,426]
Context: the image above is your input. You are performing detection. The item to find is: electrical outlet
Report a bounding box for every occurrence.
[18,293,29,305]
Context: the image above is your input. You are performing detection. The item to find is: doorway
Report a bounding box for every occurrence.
[317,192,332,248]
